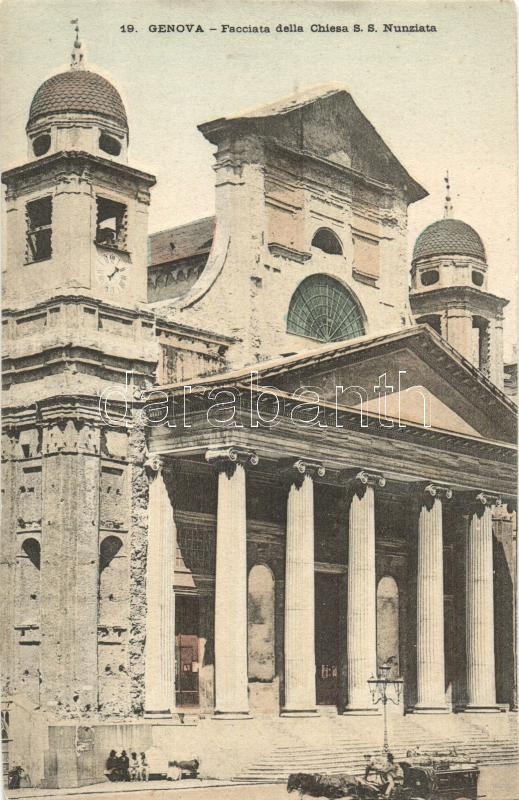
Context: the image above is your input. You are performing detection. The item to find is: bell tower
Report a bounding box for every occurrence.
[2,23,155,308]
[1,29,159,740]
[409,174,507,389]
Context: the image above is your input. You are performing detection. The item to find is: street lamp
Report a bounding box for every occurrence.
[368,662,403,753]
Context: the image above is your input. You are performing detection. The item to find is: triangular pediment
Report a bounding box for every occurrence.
[158,327,516,444]
[199,86,427,204]
[255,328,515,443]
[361,384,480,437]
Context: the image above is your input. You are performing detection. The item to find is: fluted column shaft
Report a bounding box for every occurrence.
[283,464,321,714]
[415,485,450,712]
[465,496,498,710]
[144,458,176,717]
[345,471,384,712]
[208,447,257,717]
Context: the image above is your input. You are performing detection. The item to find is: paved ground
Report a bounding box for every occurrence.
[5,764,519,800]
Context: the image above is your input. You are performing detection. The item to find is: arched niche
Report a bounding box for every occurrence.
[99,535,123,572]
[247,564,275,681]
[376,575,400,678]
[22,537,40,570]
[98,536,124,624]
[16,538,41,626]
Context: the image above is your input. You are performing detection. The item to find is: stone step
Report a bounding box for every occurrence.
[232,717,519,781]
[238,756,519,781]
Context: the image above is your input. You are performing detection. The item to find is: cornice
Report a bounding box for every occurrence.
[410,285,508,310]
[1,150,156,187]
[2,294,156,321]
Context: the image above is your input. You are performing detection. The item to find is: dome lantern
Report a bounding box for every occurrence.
[411,174,487,295]
[409,174,506,389]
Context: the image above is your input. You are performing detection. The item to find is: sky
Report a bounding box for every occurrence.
[1,0,517,356]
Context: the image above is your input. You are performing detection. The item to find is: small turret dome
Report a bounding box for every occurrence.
[413,219,486,263]
[27,70,128,131]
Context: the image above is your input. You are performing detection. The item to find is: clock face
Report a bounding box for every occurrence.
[96,250,128,296]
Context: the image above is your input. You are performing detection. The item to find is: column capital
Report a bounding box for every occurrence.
[144,453,164,476]
[340,469,386,489]
[355,470,385,488]
[423,483,453,500]
[144,453,179,480]
[205,446,259,468]
[474,491,502,508]
[282,457,326,480]
[462,490,502,519]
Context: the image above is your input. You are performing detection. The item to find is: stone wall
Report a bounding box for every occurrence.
[166,96,414,369]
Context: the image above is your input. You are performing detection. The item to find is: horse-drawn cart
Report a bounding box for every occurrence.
[287,756,480,800]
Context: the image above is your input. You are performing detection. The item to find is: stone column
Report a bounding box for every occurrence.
[415,483,451,713]
[282,459,325,716]
[144,456,176,717]
[445,305,473,361]
[489,315,504,390]
[465,492,499,712]
[345,470,385,713]
[206,446,258,718]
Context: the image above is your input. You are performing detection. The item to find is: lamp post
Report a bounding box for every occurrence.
[368,662,403,753]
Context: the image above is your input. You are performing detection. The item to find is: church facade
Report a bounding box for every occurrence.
[1,41,517,789]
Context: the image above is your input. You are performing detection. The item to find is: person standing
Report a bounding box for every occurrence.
[129,752,140,781]
[120,750,130,781]
[381,752,402,797]
[140,752,149,782]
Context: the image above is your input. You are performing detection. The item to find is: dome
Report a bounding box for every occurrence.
[413,218,486,263]
[28,70,127,130]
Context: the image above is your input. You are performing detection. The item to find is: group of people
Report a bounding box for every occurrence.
[364,752,403,797]
[7,766,30,790]
[105,750,148,782]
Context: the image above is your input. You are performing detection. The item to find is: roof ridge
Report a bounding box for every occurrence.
[148,215,215,239]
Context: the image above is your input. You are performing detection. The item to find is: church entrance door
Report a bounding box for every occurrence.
[175,595,200,708]
[315,573,340,706]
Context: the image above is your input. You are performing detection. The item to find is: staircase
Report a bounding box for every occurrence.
[232,713,518,782]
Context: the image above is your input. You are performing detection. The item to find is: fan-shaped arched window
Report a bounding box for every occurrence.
[311,228,343,255]
[287,275,365,343]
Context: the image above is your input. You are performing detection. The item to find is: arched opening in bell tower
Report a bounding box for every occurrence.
[472,315,491,375]
[416,314,442,336]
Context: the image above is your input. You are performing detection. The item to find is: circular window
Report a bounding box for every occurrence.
[99,133,122,156]
[32,134,51,157]
[472,270,484,287]
[287,275,365,343]
[421,269,439,286]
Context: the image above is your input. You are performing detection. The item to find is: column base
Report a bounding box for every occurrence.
[144,710,179,720]
[281,708,319,717]
[412,705,450,714]
[462,705,502,714]
[342,707,380,715]
[212,711,252,720]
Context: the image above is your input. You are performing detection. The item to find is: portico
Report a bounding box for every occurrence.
[143,327,517,720]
